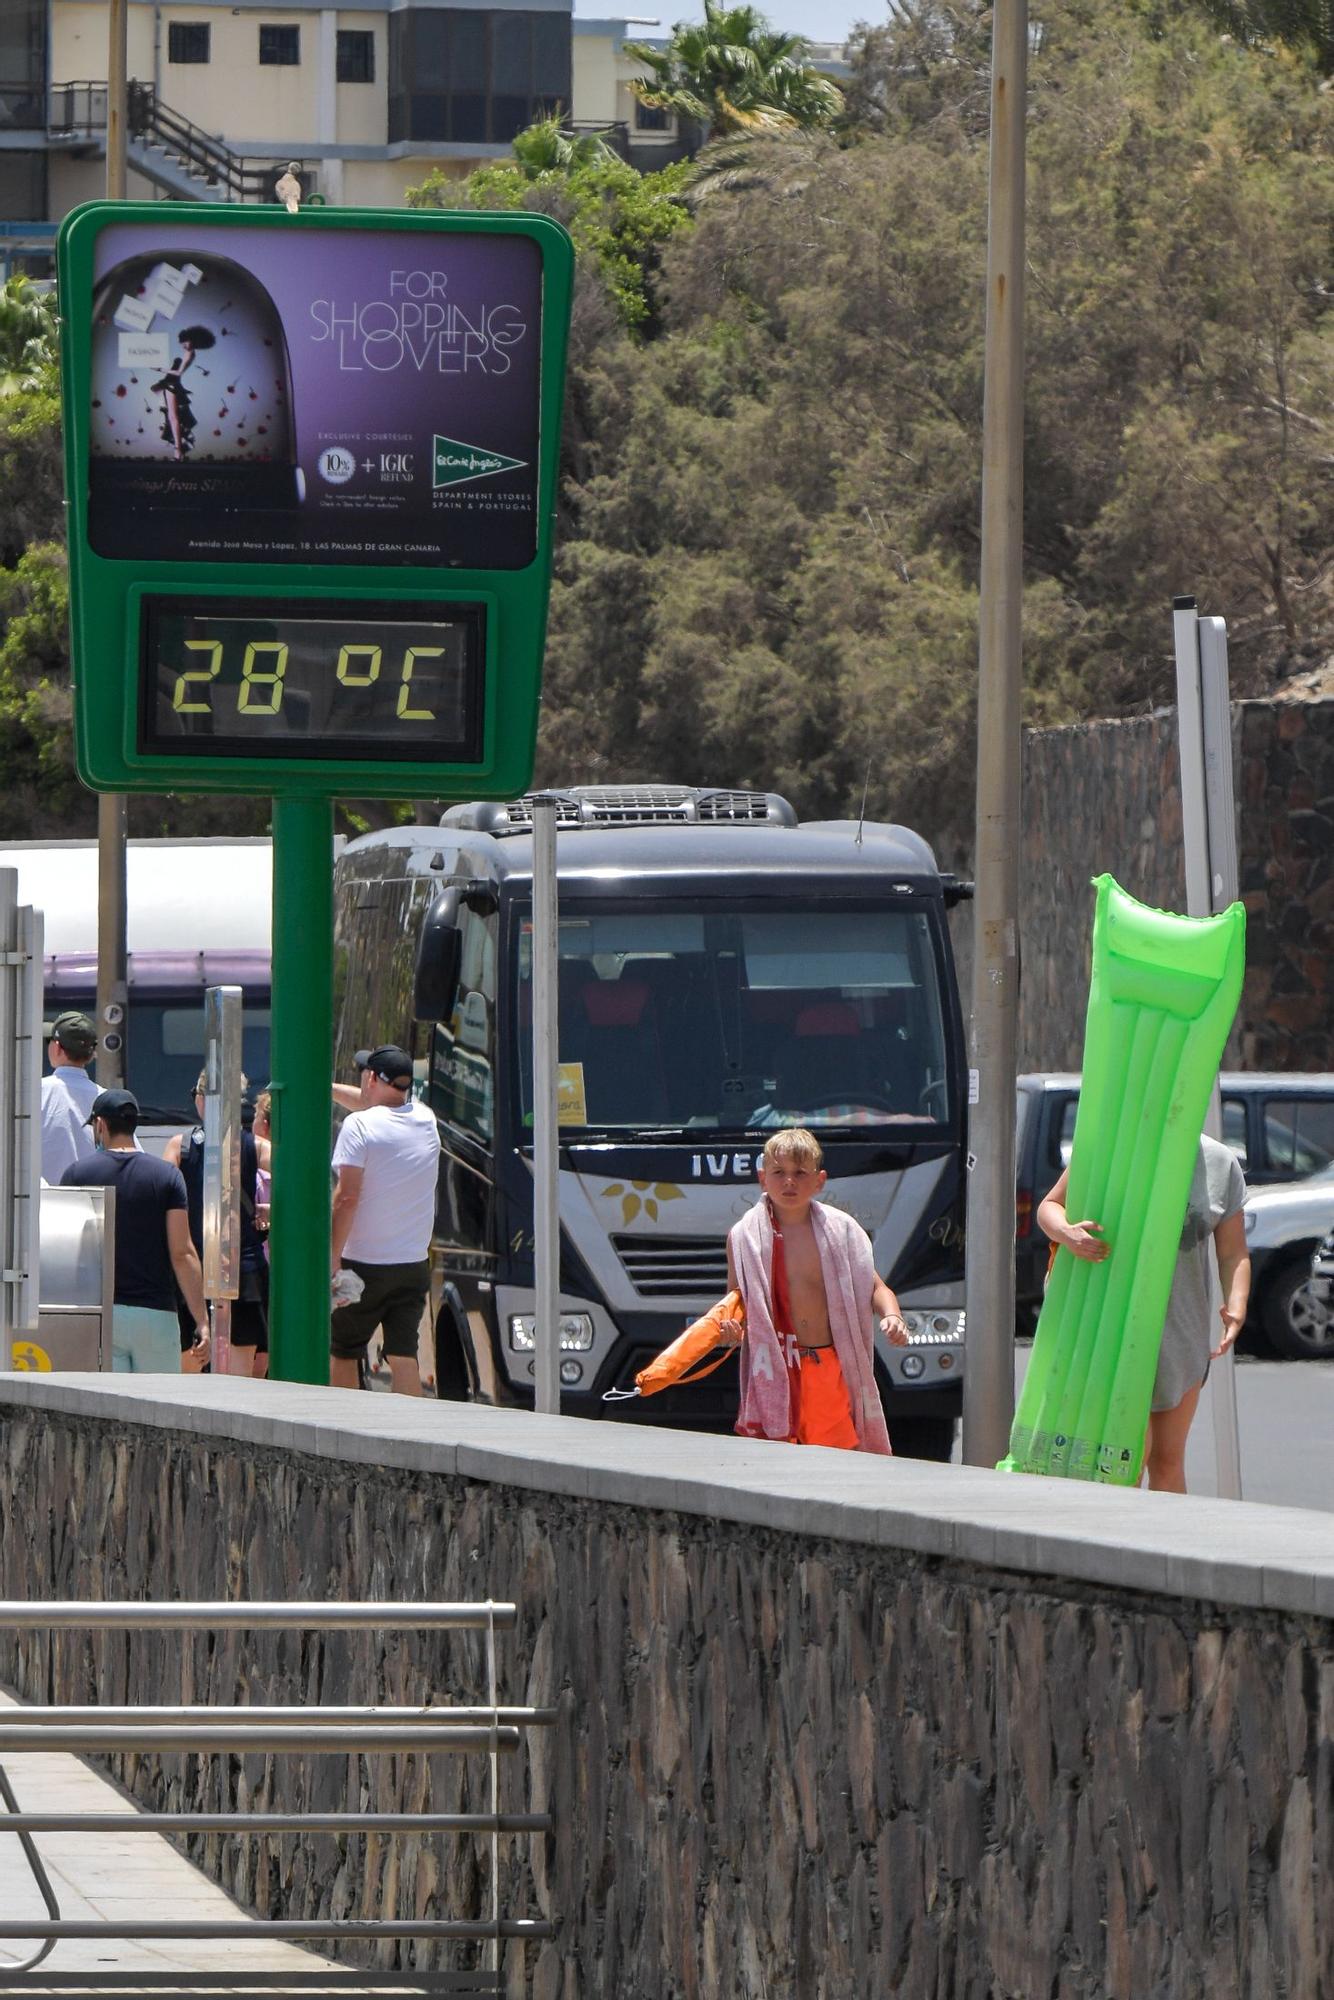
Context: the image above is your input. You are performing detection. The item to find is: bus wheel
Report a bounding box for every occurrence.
[887,1415,956,1463]
[434,1302,473,1402]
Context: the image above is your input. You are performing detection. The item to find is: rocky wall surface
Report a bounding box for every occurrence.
[1,1404,1331,1999]
[1017,697,1334,1072]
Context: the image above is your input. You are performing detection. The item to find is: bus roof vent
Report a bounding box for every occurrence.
[442,786,797,833]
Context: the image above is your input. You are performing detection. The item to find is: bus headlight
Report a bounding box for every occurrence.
[901,1310,966,1343]
[509,1313,595,1352]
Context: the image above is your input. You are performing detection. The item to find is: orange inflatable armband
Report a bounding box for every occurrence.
[601,1291,745,1402]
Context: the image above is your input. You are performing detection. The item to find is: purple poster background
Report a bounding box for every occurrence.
[88,220,544,568]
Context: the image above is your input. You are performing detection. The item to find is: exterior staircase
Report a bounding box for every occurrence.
[47,81,306,203]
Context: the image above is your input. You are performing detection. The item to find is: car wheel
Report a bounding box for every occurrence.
[434,1305,473,1400]
[1261,1255,1334,1360]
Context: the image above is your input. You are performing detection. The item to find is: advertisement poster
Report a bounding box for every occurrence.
[87,221,544,568]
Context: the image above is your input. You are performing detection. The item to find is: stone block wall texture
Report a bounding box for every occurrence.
[989,695,1334,1073]
[2,1408,1332,1999]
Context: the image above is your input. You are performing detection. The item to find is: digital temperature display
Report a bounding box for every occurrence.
[139,596,485,764]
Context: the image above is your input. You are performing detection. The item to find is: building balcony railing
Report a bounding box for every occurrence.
[22,78,300,202]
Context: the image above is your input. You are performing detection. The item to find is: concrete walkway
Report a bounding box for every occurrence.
[0,1690,453,1993]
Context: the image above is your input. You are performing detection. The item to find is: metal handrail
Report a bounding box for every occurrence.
[0,1600,551,1979]
[0,1812,548,1833]
[3,1704,554,1725]
[0,1600,515,1629]
[0,1921,549,1942]
[0,1725,521,1752]
[41,79,285,203]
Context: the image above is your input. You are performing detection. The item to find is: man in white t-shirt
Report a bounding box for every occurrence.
[40,1011,101,1184]
[330,1044,441,1395]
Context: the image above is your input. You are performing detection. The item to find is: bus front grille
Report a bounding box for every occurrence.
[612,1235,730,1297]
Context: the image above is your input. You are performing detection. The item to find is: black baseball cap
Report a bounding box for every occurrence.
[86,1088,139,1126]
[363,1045,413,1088]
[46,1010,97,1060]
[353,1049,372,1071]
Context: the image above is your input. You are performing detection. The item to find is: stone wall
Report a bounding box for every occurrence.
[984,695,1334,1072]
[1,1386,1331,2000]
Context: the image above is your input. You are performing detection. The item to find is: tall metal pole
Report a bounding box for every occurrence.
[97,0,130,1088]
[530,798,560,1416]
[267,798,332,1384]
[1172,599,1244,1500]
[962,0,1028,1466]
[106,0,129,198]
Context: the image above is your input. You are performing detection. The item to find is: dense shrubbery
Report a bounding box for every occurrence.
[527,3,1334,859]
[6,0,1334,849]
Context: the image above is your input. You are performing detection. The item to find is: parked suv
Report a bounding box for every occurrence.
[1015,1071,1334,1337]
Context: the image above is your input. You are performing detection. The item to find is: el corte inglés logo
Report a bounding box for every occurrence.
[433,436,527,490]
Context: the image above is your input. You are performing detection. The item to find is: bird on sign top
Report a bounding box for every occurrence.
[274,163,302,214]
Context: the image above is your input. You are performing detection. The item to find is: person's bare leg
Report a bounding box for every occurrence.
[387,1354,422,1397]
[331,1355,362,1389]
[226,1346,257,1377]
[1144,1382,1203,1493]
[252,1350,270,1379]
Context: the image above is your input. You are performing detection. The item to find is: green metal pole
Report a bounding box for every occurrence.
[267,796,333,1384]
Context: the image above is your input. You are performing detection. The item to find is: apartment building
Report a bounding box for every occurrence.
[1,0,578,267]
[0,4,843,275]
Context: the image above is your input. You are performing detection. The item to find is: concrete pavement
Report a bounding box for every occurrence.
[0,1689,472,1993]
[0,1687,341,1982]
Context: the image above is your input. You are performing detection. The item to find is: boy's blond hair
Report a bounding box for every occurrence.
[762,1127,823,1171]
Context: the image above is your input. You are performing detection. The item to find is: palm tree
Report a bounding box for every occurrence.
[625,1,843,141]
[0,276,57,399]
[510,113,622,179]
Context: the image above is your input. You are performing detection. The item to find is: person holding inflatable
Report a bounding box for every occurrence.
[725,1128,910,1453]
[1037,1134,1251,1492]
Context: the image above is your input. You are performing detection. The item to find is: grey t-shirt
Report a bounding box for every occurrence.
[1153,1134,1247,1412]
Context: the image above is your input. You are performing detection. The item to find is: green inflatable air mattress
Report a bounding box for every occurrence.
[1001,875,1246,1484]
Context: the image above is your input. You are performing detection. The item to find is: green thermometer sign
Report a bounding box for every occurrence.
[58,201,572,1389]
[59,202,573,798]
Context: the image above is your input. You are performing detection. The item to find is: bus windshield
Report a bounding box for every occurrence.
[515,902,952,1135]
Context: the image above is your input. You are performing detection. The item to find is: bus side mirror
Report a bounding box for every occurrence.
[414,891,463,1023]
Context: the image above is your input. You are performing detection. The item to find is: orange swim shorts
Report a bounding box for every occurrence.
[791,1345,859,1451]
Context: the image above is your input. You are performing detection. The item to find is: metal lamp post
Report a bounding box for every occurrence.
[962,0,1028,1466]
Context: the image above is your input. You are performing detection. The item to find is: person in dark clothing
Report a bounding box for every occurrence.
[165,1072,269,1376]
[59,1089,210,1373]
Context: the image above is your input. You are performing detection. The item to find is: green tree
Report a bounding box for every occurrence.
[1195,0,1334,76]
[0,276,58,400]
[535,0,1334,864]
[509,112,622,177]
[406,146,692,333]
[625,1,843,140]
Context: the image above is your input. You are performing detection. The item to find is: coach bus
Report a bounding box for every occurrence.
[333,786,971,1458]
[0,838,273,1149]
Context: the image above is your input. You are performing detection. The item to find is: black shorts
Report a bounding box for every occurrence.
[331,1257,430,1361]
[234,1262,269,1355]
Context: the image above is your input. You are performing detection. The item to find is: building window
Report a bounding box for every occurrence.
[337,29,375,83]
[259,24,300,66]
[388,11,570,146]
[167,22,211,64]
[634,101,670,132]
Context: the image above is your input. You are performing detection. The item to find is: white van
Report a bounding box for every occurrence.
[0,838,272,1149]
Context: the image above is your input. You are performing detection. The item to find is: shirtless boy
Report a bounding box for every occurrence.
[727,1128,910,1453]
